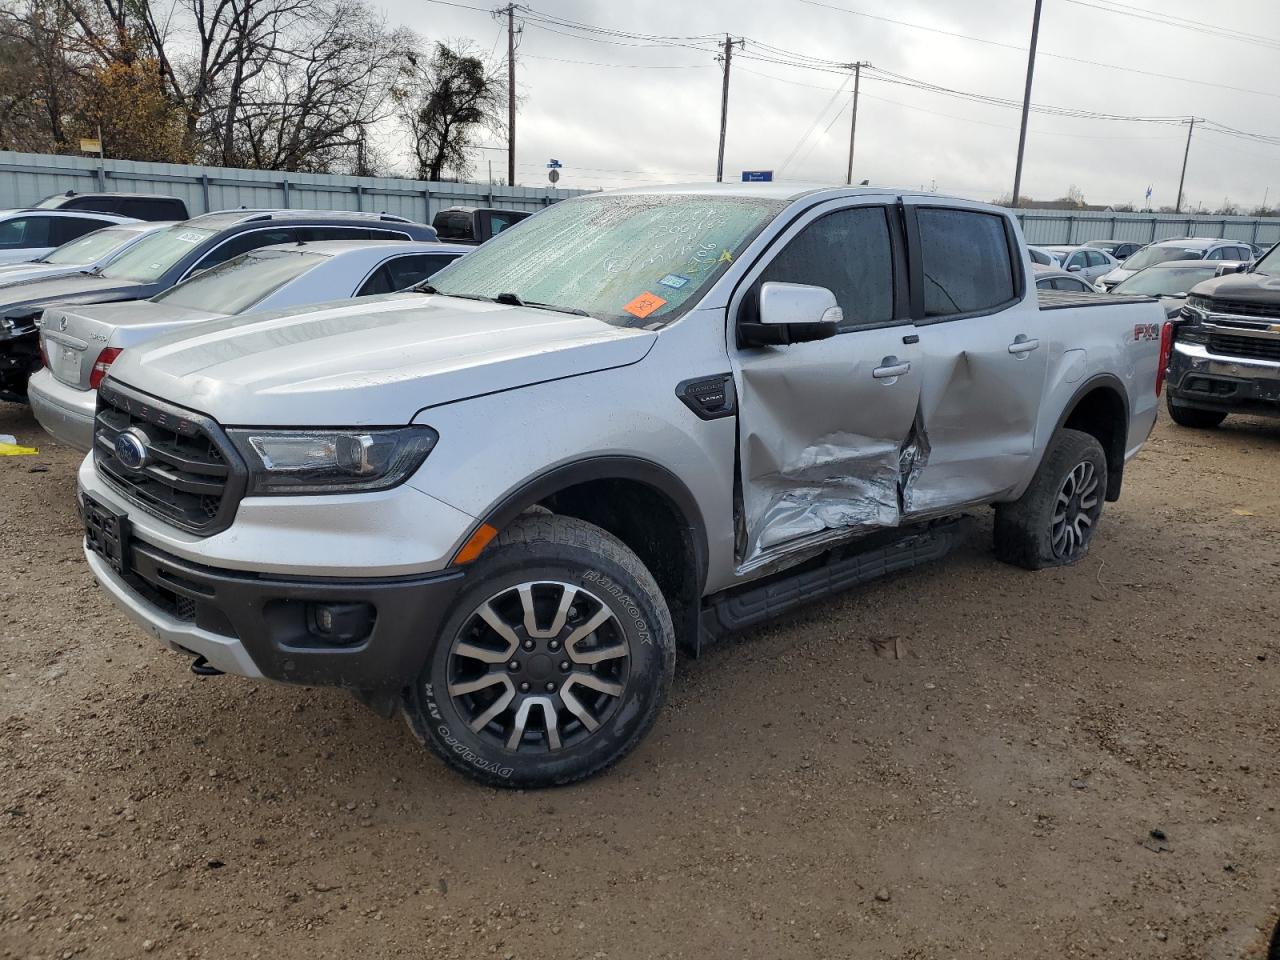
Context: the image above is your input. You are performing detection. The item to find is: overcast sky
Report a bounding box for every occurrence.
[377,0,1280,211]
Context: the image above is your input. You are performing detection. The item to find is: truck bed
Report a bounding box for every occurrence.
[1037,289,1156,311]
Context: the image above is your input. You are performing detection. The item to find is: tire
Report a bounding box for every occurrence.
[402,514,675,788]
[1166,393,1227,429]
[994,428,1108,570]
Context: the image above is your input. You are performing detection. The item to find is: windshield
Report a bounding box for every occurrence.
[426,193,788,327]
[1084,240,1114,250]
[41,227,137,265]
[33,196,65,209]
[152,248,323,314]
[101,226,215,283]
[1255,244,1279,276]
[1121,245,1202,271]
[1113,265,1219,297]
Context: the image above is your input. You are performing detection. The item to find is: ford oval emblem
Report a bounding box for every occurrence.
[113,428,150,471]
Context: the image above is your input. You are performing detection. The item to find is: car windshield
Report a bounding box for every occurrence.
[33,196,64,209]
[1255,244,1279,276]
[1084,240,1114,250]
[100,226,216,283]
[1113,265,1219,297]
[425,193,788,327]
[41,227,137,265]
[1121,245,1202,271]
[152,248,324,314]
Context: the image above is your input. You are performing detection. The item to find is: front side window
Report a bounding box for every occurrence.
[917,208,1016,317]
[0,216,50,248]
[428,194,786,328]
[195,228,296,271]
[100,225,216,282]
[152,249,324,314]
[753,206,895,331]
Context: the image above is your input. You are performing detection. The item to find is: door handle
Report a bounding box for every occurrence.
[1008,335,1040,356]
[872,358,911,380]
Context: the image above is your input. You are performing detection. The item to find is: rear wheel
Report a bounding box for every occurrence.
[1166,393,1227,429]
[402,514,675,788]
[994,428,1107,570]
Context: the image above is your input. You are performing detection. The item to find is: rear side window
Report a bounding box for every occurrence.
[67,196,120,213]
[121,197,186,221]
[1086,250,1107,267]
[357,254,458,296]
[0,216,51,248]
[51,216,112,245]
[196,228,296,270]
[917,208,1016,318]
[755,206,895,331]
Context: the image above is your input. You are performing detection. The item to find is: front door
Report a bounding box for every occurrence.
[901,202,1049,515]
[729,199,922,569]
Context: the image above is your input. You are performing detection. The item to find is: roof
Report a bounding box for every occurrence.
[186,209,418,229]
[252,239,471,258]
[597,181,975,205]
[1150,237,1232,249]
[6,208,136,222]
[1134,260,1226,271]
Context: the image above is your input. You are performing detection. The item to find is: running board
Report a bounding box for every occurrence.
[699,516,969,648]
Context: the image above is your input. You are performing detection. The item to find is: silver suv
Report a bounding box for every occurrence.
[79,184,1167,787]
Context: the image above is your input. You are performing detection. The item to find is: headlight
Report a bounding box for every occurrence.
[1184,294,1213,317]
[228,425,438,496]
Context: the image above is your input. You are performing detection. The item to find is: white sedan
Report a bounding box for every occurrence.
[0,221,172,287]
[30,240,469,451]
[1039,245,1119,283]
[0,209,138,264]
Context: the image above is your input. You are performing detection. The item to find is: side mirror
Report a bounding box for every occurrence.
[1067,264,1083,272]
[738,282,841,347]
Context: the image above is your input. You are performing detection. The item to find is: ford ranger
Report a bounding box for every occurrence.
[77,184,1169,787]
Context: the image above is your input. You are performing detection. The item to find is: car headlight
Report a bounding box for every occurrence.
[227,425,438,495]
[1184,294,1213,317]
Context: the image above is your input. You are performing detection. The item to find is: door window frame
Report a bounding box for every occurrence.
[727,197,912,340]
[902,203,1025,325]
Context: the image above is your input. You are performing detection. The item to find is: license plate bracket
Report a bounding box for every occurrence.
[83,494,131,576]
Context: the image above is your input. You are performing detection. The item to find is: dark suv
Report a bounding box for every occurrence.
[35,192,190,222]
[0,210,437,401]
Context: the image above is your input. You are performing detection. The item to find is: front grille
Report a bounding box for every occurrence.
[1206,299,1280,321]
[1207,333,1280,363]
[94,380,246,535]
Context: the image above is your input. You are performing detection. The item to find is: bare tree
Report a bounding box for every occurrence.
[0,0,87,150]
[399,42,503,182]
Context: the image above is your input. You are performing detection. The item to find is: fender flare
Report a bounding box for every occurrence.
[1050,373,1131,501]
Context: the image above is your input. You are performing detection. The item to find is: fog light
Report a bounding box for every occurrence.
[306,602,375,645]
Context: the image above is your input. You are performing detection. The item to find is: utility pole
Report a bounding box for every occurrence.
[1175,117,1196,215]
[504,4,518,187]
[1011,0,1043,208]
[715,35,743,182]
[844,61,871,186]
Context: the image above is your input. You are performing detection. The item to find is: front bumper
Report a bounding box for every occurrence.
[28,367,96,451]
[87,533,467,689]
[1167,340,1280,416]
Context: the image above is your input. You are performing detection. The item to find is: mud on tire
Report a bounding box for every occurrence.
[402,514,675,788]
[993,428,1108,571]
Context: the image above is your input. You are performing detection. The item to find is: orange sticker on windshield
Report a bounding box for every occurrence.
[623,291,667,319]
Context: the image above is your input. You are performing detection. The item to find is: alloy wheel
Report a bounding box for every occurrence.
[1051,460,1101,559]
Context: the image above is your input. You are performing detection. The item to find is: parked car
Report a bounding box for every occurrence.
[431,206,532,244]
[1084,239,1143,261]
[1248,241,1273,259]
[1027,245,1061,267]
[1039,245,1119,283]
[78,184,1168,788]
[1095,237,1257,291]
[0,210,437,402]
[0,209,137,267]
[34,191,189,221]
[1165,243,1280,428]
[1033,263,1096,293]
[0,221,172,288]
[1110,260,1247,318]
[31,240,469,450]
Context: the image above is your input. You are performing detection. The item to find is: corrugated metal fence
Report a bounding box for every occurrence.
[0,150,588,222]
[1014,208,1280,247]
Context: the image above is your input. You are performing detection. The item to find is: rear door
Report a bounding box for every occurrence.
[730,198,921,567]
[900,202,1048,514]
[0,215,52,262]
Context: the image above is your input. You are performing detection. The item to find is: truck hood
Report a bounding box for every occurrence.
[1192,271,1280,305]
[108,293,658,425]
[0,273,150,317]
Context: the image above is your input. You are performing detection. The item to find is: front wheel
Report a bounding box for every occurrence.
[402,514,675,788]
[1166,393,1227,429]
[994,428,1108,570]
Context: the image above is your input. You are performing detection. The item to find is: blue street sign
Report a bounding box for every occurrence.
[742,170,773,182]
[547,159,563,169]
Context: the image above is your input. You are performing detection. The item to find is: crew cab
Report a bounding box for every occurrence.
[78,184,1167,788]
[1165,242,1280,427]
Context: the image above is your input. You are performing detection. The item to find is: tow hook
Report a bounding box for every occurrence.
[190,656,224,677]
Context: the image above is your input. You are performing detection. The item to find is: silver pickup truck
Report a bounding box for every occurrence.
[77,184,1168,787]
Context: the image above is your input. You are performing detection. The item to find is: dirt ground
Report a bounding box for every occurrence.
[2,400,1278,960]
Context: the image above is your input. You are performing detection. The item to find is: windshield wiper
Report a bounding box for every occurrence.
[519,300,590,317]
[495,292,524,306]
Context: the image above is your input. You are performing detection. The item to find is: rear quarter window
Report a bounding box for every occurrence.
[917,208,1017,318]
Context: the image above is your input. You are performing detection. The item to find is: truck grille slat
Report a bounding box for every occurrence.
[93,381,246,536]
[1205,299,1280,321]
[1208,333,1280,363]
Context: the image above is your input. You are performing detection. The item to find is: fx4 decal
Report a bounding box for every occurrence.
[1133,323,1160,341]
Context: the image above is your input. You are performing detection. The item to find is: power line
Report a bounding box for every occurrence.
[1059,0,1280,51]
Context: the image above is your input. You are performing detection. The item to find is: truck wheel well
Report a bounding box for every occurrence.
[1062,385,1127,501]
[540,478,702,654]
